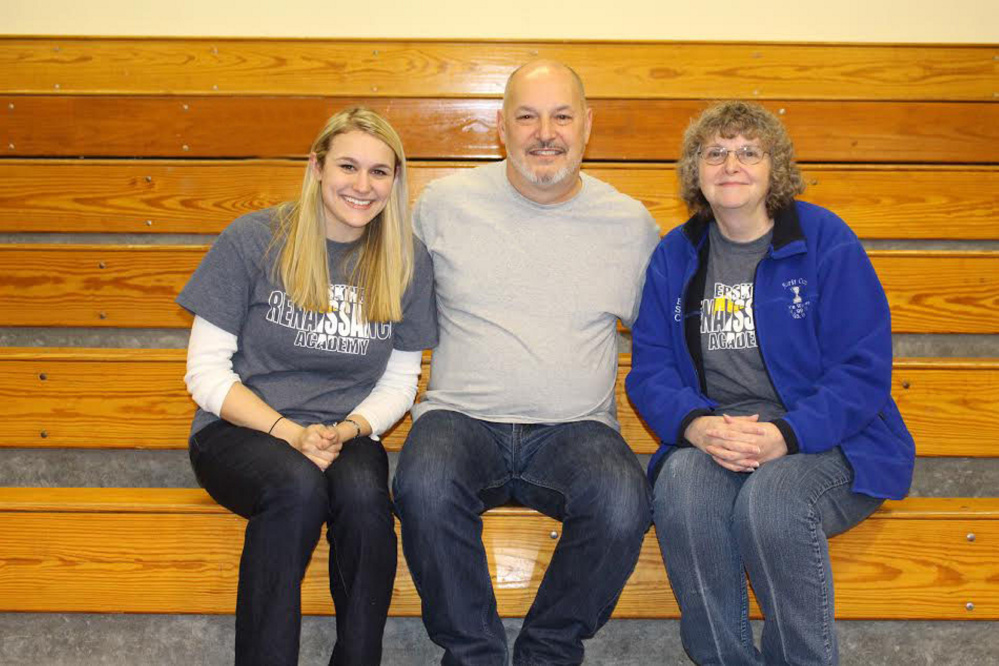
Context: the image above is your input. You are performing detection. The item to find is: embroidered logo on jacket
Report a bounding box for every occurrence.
[782,278,811,320]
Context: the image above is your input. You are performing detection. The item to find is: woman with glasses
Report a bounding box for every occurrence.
[626,101,914,665]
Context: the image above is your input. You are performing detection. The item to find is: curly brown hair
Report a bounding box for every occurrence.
[677,101,805,218]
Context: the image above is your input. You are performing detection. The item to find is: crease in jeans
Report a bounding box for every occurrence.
[751,467,851,665]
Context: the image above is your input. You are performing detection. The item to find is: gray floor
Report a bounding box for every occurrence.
[1,615,997,665]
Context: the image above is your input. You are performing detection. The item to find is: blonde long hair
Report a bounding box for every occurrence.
[272,107,413,322]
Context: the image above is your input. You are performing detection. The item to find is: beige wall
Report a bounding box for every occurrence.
[3,0,997,42]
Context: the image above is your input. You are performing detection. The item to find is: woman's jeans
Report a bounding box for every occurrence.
[189,420,397,666]
[392,409,652,666]
[653,446,883,666]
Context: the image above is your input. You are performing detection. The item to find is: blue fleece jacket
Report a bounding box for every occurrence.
[626,201,914,500]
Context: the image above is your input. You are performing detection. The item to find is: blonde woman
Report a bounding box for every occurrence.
[178,107,437,666]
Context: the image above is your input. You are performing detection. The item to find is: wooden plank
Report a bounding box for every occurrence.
[0,349,994,457]
[0,39,993,100]
[1,246,993,332]
[1,160,996,239]
[0,490,995,619]
[4,96,996,163]
[0,245,199,329]
[4,489,997,518]
[869,252,999,334]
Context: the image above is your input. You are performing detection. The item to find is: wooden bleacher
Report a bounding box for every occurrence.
[0,37,996,622]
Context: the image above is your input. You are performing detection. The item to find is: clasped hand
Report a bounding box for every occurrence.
[684,414,787,473]
[290,424,343,471]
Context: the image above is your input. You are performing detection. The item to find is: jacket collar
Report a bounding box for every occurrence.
[681,201,806,256]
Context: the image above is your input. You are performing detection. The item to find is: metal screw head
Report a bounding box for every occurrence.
[182,145,190,151]
[40,430,49,438]
[967,533,976,542]
[38,373,48,381]
[145,175,152,182]
[549,530,559,540]
[98,311,108,320]
[54,83,60,90]
[901,380,911,389]
[98,261,106,269]
[7,143,13,150]
[7,103,12,110]
[145,220,153,227]
[212,84,218,91]
[778,108,786,115]
[966,602,975,611]
[182,103,189,111]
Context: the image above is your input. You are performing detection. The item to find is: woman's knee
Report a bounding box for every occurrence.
[259,456,330,524]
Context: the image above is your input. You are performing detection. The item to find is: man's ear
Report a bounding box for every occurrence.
[497,108,507,148]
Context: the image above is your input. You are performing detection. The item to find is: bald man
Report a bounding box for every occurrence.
[393,61,660,665]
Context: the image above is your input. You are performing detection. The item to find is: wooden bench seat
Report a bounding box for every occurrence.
[1,161,996,239]
[0,488,996,620]
[2,245,996,333]
[1,348,996,457]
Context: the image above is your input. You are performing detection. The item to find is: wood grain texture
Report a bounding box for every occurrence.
[1,39,994,100]
[0,491,995,618]
[4,96,996,163]
[1,160,995,240]
[2,246,994,332]
[0,348,994,457]
[4,489,996,518]
[869,252,999,334]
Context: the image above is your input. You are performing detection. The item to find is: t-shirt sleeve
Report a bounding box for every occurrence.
[176,218,263,336]
[392,237,438,351]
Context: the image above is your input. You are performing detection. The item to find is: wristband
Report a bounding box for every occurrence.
[267,415,285,435]
[342,418,362,440]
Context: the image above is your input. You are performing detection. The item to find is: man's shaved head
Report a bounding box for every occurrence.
[503,60,587,113]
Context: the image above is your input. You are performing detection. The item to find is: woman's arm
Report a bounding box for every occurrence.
[345,349,423,440]
[184,316,340,468]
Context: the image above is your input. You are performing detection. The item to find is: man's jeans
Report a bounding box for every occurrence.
[393,409,652,666]
[190,420,397,666]
[653,446,883,666]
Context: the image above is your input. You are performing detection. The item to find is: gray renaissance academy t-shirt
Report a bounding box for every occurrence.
[700,222,785,422]
[177,209,438,437]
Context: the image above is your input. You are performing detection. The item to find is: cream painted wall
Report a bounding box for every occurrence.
[2,0,997,42]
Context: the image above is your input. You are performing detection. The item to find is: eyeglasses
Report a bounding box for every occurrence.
[698,146,768,166]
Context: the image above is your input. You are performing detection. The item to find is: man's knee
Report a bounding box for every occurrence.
[394,411,479,518]
[571,449,651,540]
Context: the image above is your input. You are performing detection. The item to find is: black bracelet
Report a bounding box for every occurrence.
[342,418,362,440]
[267,415,285,435]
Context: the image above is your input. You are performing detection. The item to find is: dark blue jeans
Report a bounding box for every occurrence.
[392,410,651,666]
[653,446,884,666]
[189,420,397,666]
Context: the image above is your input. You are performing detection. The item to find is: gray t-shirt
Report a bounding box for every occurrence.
[177,209,438,436]
[701,222,785,421]
[411,161,660,430]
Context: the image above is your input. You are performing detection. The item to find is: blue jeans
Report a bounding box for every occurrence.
[190,420,397,666]
[393,409,651,666]
[653,446,883,666]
